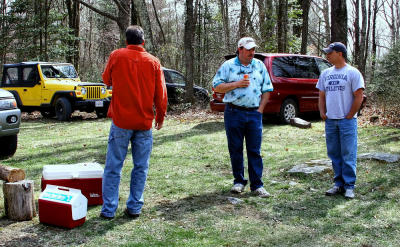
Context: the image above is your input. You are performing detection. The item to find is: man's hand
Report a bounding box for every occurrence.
[235,78,250,88]
[320,112,327,121]
[214,78,250,93]
[155,121,163,130]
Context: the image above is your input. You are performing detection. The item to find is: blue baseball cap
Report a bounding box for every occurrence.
[323,42,347,55]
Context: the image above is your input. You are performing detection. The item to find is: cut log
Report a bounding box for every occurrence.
[3,180,36,221]
[0,165,25,182]
[290,117,312,129]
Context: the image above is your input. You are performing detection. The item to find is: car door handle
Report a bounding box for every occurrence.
[24,89,27,91]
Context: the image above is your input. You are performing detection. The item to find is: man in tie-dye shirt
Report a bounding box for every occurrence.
[212,37,273,198]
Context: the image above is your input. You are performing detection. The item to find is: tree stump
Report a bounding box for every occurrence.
[3,180,36,221]
[0,165,25,182]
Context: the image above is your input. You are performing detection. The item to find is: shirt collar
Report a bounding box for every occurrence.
[126,45,145,52]
[234,56,254,67]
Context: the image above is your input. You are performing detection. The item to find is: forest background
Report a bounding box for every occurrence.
[0,0,399,114]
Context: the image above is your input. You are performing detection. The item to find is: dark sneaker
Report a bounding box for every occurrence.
[124,209,140,219]
[230,183,245,193]
[325,186,344,196]
[344,189,355,199]
[99,213,114,220]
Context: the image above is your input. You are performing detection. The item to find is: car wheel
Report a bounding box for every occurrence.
[55,97,72,121]
[40,109,56,118]
[0,135,18,159]
[279,99,298,124]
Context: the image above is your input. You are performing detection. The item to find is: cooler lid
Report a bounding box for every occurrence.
[42,162,104,179]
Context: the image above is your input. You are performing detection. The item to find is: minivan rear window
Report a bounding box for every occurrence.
[272,56,320,79]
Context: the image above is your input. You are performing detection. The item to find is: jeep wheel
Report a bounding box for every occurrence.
[0,135,18,159]
[40,109,56,118]
[95,109,107,118]
[55,97,72,121]
[279,99,298,124]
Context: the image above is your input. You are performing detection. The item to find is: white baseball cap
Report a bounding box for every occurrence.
[237,37,258,50]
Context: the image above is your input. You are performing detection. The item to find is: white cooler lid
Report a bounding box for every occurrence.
[42,162,104,179]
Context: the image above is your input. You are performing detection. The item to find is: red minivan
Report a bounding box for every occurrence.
[210,53,332,123]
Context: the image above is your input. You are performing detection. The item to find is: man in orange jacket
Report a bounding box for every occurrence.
[100,25,168,219]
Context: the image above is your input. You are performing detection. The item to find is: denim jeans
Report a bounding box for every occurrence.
[325,118,358,189]
[101,122,153,217]
[224,104,264,191]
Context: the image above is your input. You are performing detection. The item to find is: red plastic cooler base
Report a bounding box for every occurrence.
[41,177,103,205]
[39,199,86,229]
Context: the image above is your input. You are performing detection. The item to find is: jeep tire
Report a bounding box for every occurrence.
[0,135,18,159]
[279,99,298,124]
[55,97,72,121]
[95,108,107,118]
[40,109,56,118]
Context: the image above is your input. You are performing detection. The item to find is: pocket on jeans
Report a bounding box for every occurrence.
[109,124,130,142]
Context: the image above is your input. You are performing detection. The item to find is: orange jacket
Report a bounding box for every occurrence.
[102,45,167,130]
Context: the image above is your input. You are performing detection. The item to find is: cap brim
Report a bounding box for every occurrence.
[323,47,333,54]
[243,42,258,50]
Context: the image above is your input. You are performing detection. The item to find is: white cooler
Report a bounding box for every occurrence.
[38,185,88,228]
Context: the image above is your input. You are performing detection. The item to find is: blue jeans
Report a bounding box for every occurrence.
[224,104,264,191]
[101,122,153,217]
[325,118,358,189]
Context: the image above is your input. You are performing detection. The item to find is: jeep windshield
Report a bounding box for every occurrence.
[40,64,78,79]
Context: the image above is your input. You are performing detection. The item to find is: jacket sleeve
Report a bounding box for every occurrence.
[154,63,168,124]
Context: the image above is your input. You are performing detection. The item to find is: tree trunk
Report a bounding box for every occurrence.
[3,180,36,221]
[331,0,347,45]
[151,0,166,44]
[0,165,25,182]
[239,0,248,38]
[184,0,195,103]
[300,0,311,54]
[359,0,368,76]
[277,0,288,52]
[218,0,230,52]
[66,0,80,71]
[370,0,379,81]
[134,0,155,53]
[353,0,360,65]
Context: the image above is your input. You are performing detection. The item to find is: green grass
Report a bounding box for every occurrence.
[1,113,400,247]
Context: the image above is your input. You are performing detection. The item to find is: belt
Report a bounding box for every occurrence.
[228,103,258,111]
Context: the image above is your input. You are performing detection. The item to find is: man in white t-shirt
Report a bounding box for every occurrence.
[316,42,365,199]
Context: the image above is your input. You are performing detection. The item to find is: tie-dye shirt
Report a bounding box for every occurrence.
[212,56,273,108]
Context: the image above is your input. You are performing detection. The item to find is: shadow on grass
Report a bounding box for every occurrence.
[151,190,241,221]
[153,121,225,147]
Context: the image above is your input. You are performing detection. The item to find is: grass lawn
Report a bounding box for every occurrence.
[1,111,400,247]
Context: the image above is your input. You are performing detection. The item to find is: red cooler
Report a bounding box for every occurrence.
[41,163,103,205]
[39,185,88,228]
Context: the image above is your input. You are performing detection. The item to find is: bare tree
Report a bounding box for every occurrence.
[382,0,400,45]
[184,0,195,103]
[66,0,80,70]
[300,0,312,54]
[277,0,288,52]
[239,0,249,37]
[331,0,347,45]
[218,0,230,52]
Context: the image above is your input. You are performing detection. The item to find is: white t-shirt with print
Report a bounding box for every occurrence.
[316,64,365,119]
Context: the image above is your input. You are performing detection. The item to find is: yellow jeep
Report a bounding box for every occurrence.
[0,62,111,120]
